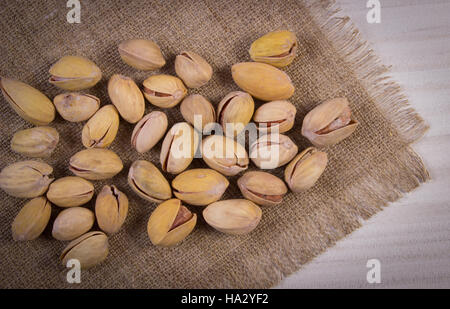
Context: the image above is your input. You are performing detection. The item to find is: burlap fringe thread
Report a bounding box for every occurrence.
[255,0,431,287]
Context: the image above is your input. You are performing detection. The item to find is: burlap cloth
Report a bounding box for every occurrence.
[0,0,429,288]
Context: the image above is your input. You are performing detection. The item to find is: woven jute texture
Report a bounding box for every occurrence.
[0,0,429,288]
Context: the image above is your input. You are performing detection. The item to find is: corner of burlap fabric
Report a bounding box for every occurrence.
[0,0,429,288]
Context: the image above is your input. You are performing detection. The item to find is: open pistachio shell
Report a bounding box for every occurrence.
[249,133,298,169]
[284,147,328,192]
[0,161,53,198]
[301,97,358,147]
[1,77,55,125]
[131,111,168,153]
[142,74,187,108]
[49,55,102,90]
[172,168,229,206]
[160,122,198,174]
[237,171,287,206]
[147,199,197,247]
[203,199,262,235]
[249,30,298,67]
[12,197,52,241]
[253,100,296,134]
[175,51,213,88]
[53,92,100,122]
[60,231,108,269]
[128,160,172,203]
[95,185,128,234]
[46,176,94,207]
[202,135,248,176]
[82,104,119,148]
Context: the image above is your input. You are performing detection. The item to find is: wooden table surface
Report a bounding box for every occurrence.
[276,0,450,288]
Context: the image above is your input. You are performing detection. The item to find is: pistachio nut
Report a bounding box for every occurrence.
[284,147,328,192]
[11,197,51,241]
[147,199,197,247]
[108,74,145,123]
[49,55,102,90]
[46,176,94,207]
[203,199,262,235]
[301,97,358,147]
[175,51,213,88]
[0,161,53,198]
[231,62,294,101]
[217,91,254,137]
[11,126,59,158]
[118,39,166,70]
[131,111,168,153]
[249,30,298,67]
[202,135,249,176]
[60,231,108,269]
[180,94,215,131]
[160,122,198,174]
[253,100,296,134]
[53,92,100,122]
[0,77,55,125]
[172,168,229,206]
[249,133,298,169]
[69,148,123,180]
[237,171,287,206]
[52,207,95,241]
[142,74,187,108]
[95,185,128,234]
[82,105,119,148]
[128,160,172,203]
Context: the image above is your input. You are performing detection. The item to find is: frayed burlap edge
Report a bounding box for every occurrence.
[185,0,430,288]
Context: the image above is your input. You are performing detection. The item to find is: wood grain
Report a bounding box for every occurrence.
[277,0,450,288]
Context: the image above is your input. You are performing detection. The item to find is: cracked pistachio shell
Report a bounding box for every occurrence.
[172,168,229,206]
[284,147,328,192]
[253,100,296,134]
[131,111,168,153]
[12,197,51,241]
[249,30,298,67]
[231,62,294,101]
[49,56,102,90]
[160,122,198,174]
[118,39,166,71]
[203,199,262,235]
[142,74,187,108]
[175,51,213,88]
[95,185,128,234]
[128,160,172,203]
[53,92,100,122]
[147,199,197,247]
[60,231,108,269]
[302,97,358,147]
[11,126,59,158]
[180,94,215,130]
[69,148,123,180]
[82,105,119,148]
[0,161,53,198]
[108,74,145,123]
[250,134,298,169]
[217,91,254,137]
[202,135,249,176]
[237,171,287,207]
[0,77,55,125]
[52,207,95,241]
[46,176,94,207]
